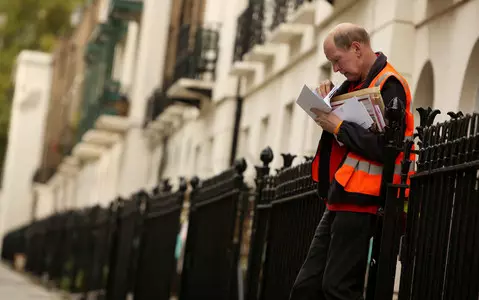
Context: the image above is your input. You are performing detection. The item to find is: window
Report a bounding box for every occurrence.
[206,137,214,173]
[319,63,332,82]
[184,138,191,165]
[194,144,201,174]
[239,127,250,159]
[258,116,270,151]
[281,103,294,153]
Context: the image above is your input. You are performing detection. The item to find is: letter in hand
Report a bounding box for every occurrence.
[317,80,335,98]
[311,108,342,134]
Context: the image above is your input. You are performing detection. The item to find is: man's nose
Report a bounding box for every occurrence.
[333,64,340,73]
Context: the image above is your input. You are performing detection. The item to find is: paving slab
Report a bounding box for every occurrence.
[0,263,63,300]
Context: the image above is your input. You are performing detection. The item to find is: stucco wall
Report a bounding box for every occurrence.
[0,51,52,235]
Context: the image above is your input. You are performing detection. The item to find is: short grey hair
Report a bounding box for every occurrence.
[333,27,370,49]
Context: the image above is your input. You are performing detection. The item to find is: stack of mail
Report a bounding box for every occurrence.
[296,84,386,133]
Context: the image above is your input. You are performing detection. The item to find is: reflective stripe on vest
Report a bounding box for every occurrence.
[333,63,416,207]
[335,153,415,197]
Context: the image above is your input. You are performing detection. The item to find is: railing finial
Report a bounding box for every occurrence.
[281,153,296,169]
[190,176,200,189]
[179,176,188,192]
[234,158,248,174]
[447,111,464,120]
[260,146,274,167]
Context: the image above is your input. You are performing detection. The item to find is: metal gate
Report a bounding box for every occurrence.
[134,180,187,300]
[179,159,248,300]
[398,111,479,300]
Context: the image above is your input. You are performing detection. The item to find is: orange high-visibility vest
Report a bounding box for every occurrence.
[312,63,415,210]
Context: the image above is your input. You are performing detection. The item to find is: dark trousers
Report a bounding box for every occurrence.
[290,209,376,300]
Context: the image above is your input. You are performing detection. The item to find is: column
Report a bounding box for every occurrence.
[0,51,52,239]
[117,0,173,197]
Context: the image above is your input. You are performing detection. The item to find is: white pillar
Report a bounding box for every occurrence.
[0,51,52,241]
[33,184,55,220]
[120,22,139,95]
[117,0,173,197]
[370,0,415,82]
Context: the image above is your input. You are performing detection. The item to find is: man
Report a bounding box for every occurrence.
[289,23,414,300]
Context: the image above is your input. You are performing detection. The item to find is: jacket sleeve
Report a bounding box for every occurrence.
[336,77,407,164]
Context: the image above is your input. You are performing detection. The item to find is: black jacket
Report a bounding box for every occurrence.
[317,53,407,206]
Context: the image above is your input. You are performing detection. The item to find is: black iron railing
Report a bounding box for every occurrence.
[143,87,173,126]
[4,107,479,300]
[233,7,252,62]
[173,24,219,83]
[245,149,324,300]
[398,111,479,300]
[179,159,248,300]
[270,0,314,31]
[1,224,28,266]
[233,1,266,62]
[133,179,187,300]
[105,192,147,300]
[244,147,274,300]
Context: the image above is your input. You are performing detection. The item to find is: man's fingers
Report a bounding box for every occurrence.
[311,108,326,117]
[320,84,327,98]
[318,80,333,98]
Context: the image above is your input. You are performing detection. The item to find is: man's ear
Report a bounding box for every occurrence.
[351,41,361,56]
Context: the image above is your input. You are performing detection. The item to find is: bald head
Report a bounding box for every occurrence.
[325,23,371,50]
[323,23,377,82]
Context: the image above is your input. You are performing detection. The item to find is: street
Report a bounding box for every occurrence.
[0,263,62,299]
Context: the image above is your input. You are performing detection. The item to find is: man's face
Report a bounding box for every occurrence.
[324,39,362,82]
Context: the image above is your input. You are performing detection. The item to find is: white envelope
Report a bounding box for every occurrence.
[296,84,332,120]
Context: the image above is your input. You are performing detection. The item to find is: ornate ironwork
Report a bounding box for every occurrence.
[398,112,479,300]
[270,0,314,31]
[233,6,252,62]
[173,24,219,82]
[233,1,266,62]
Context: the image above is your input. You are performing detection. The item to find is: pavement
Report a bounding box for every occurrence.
[0,263,64,299]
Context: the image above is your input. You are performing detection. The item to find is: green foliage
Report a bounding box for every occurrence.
[0,0,83,178]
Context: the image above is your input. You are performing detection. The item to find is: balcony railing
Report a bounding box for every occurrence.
[144,88,172,126]
[109,0,143,20]
[173,24,220,83]
[270,0,314,31]
[233,1,266,62]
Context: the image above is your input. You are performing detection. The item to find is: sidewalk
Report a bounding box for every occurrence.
[0,263,63,299]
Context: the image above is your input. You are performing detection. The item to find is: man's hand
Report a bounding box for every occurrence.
[317,80,334,98]
[311,108,342,134]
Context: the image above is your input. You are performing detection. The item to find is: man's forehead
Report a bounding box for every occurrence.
[323,39,338,58]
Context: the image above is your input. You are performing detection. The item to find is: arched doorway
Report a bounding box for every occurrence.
[413,61,435,128]
[458,39,479,113]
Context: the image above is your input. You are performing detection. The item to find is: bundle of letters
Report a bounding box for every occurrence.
[330,86,386,132]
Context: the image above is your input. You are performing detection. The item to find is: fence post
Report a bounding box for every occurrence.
[128,190,149,296]
[366,98,408,299]
[245,147,274,300]
[397,107,441,300]
[232,158,248,300]
[105,197,123,300]
[367,104,441,299]
[178,175,200,300]
[257,152,296,299]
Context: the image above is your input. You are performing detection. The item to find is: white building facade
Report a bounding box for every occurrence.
[2,0,479,230]
[0,51,52,237]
